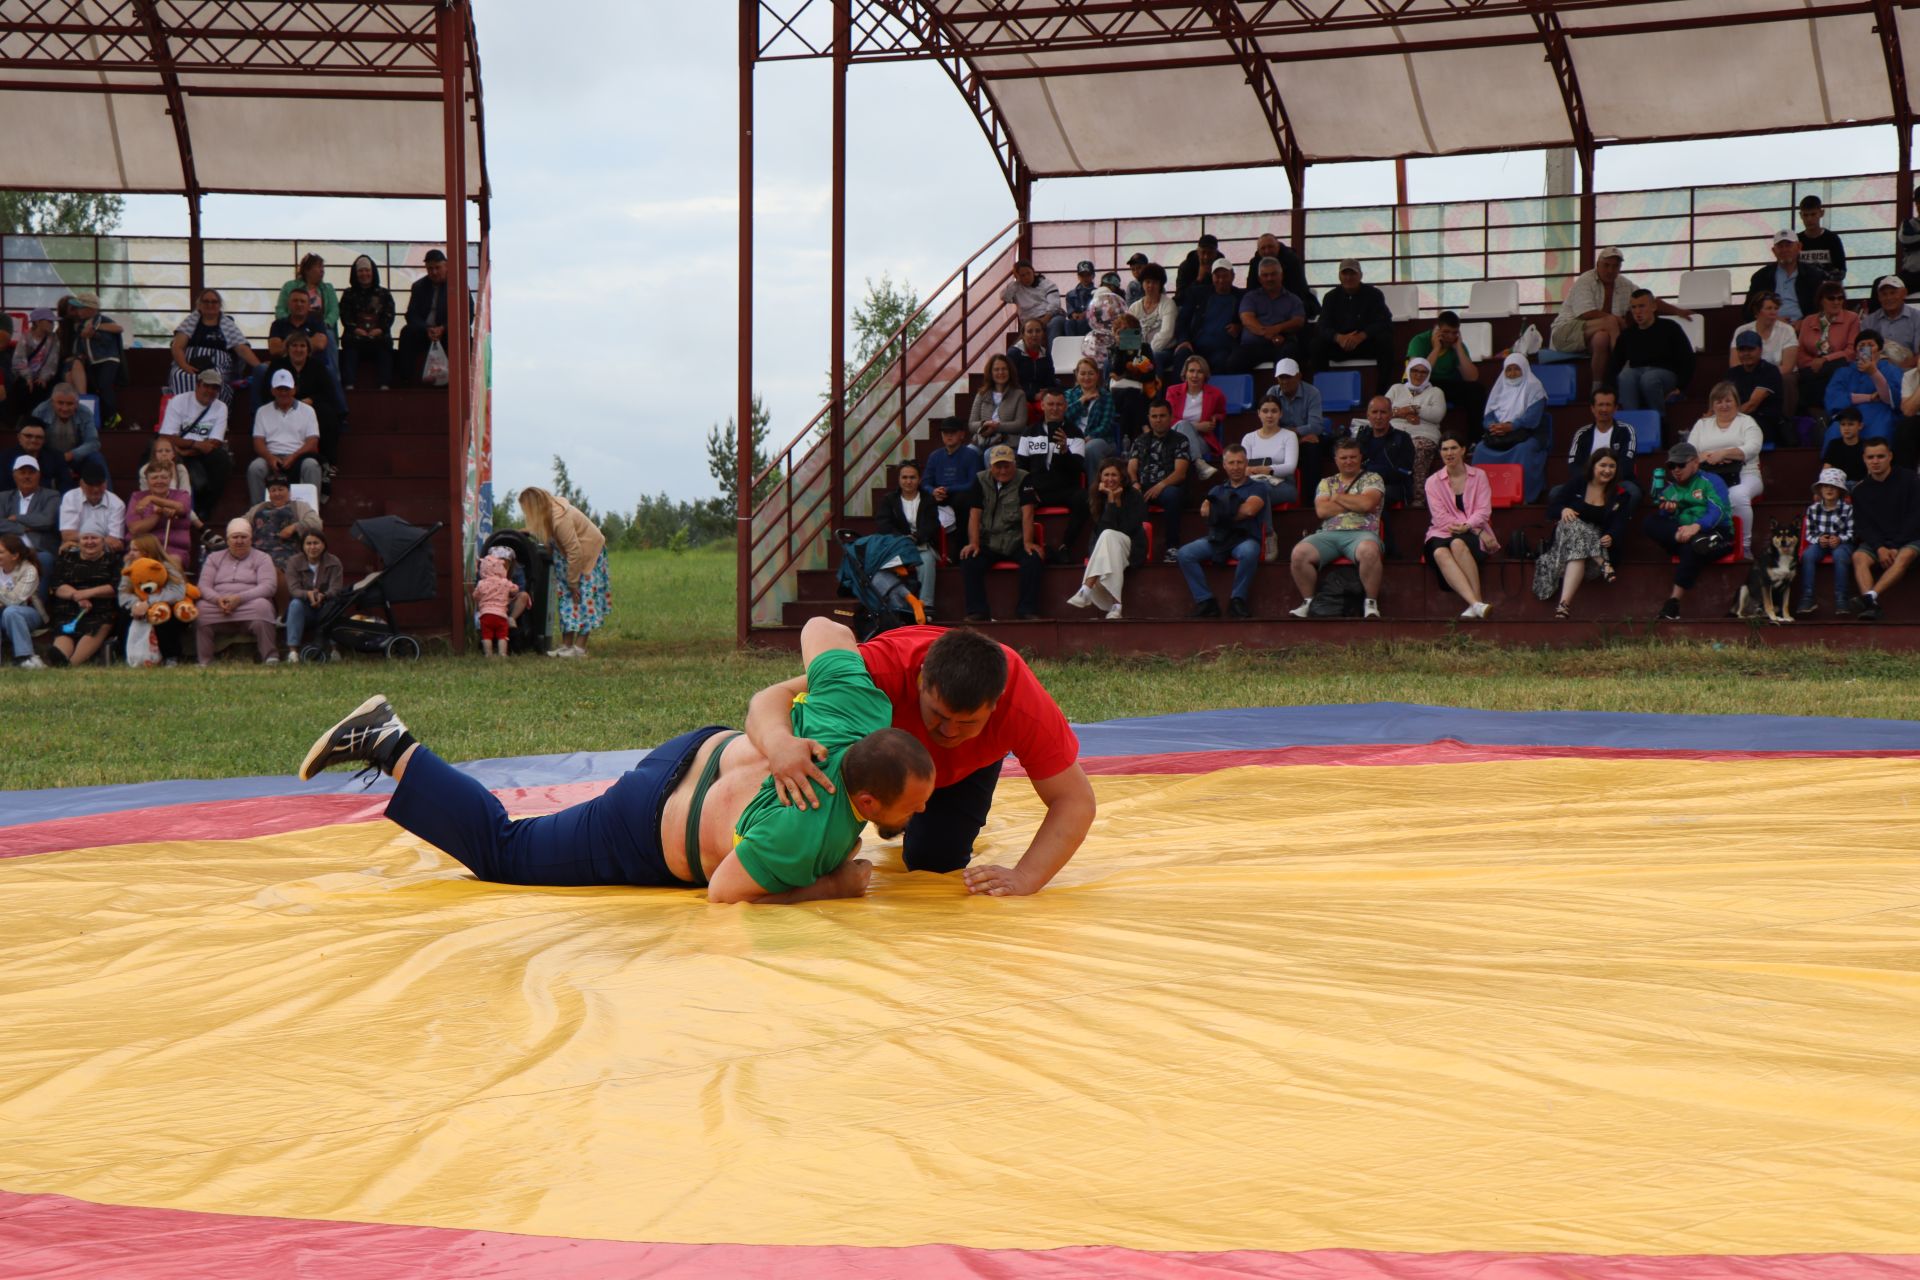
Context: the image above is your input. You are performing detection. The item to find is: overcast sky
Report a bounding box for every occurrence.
[116,3,1903,514]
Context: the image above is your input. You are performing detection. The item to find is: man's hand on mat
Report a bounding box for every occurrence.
[961,864,1037,897]
[768,736,834,808]
[834,857,873,897]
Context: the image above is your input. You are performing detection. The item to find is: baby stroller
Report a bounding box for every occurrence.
[479,528,553,655]
[833,529,924,641]
[297,516,442,662]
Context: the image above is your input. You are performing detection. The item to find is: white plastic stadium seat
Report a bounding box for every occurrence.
[1377,283,1419,319]
[1050,334,1083,372]
[1676,313,1706,352]
[1465,279,1518,318]
[290,483,320,509]
[1459,321,1494,362]
[1676,269,1732,311]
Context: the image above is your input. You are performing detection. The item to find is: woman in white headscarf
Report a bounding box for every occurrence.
[1387,355,1447,505]
[1475,352,1552,500]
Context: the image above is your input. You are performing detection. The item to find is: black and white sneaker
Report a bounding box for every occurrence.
[298,694,415,782]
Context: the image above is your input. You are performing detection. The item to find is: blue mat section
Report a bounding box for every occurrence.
[6,703,1918,829]
[1068,702,1920,758]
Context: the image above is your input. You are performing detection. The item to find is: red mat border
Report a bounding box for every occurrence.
[3,1191,1917,1280]
[6,742,1918,860]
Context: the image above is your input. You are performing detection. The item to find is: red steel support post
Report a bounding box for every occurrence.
[1014,166,1032,263]
[829,0,850,531]
[737,1,757,644]
[1289,163,1308,261]
[439,0,470,654]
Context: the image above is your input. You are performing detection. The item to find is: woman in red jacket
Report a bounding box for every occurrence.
[1163,354,1227,480]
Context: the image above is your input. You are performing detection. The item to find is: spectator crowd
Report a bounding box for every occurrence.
[897,194,1920,624]
[0,250,564,670]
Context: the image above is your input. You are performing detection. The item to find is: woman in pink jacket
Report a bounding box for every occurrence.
[195,518,281,664]
[1163,354,1228,475]
[1422,435,1501,620]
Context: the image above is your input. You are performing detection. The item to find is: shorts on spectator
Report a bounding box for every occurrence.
[1548,316,1587,354]
[479,613,510,642]
[1301,530,1383,564]
[1856,540,1920,559]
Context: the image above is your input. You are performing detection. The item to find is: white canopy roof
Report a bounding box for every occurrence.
[0,0,486,200]
[910,0,1919,179]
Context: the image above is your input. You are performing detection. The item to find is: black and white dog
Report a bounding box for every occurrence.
[1733,521,1800,623]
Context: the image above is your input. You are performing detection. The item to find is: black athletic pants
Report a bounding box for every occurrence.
[901,760,1003,873]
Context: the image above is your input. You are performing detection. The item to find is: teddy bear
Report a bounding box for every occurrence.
[123,557,201,667]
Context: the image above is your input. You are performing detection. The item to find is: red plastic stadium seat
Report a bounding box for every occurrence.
[1482,464,1524,508]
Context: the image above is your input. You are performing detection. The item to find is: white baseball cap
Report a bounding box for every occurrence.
[270,369,296,390]
[11,455,39,472]
[1772,229,1797,245]
[1877,275,1906,292]
[1595,246,1624,263]
[1275,358,1301,377]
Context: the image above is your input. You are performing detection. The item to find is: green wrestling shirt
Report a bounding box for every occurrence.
[730,648,892,892]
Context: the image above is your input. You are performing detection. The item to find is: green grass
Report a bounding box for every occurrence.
[7,544,1918,790]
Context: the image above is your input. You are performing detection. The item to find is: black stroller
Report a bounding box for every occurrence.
[479,527,553,655]
[297,517,442,662]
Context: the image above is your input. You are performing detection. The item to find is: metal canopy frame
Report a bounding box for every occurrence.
[0,0,490,652]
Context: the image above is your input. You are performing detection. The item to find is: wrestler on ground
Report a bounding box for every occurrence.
[745,623,1096,896]
[296,618,934,904]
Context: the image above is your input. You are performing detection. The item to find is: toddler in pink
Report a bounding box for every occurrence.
[473,555,515,657]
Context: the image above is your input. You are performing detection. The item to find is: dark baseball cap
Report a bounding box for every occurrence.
[1126,252,1149,266]
[1733,330,1763,349]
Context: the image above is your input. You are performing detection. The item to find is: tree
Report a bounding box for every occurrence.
[548,454,595,522]
[489,487,519,533]
[0,192,124,236]
[706,393,777,510]
[850,272,928,391]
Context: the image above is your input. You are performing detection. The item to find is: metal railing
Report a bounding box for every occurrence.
[0,234,482,346]
[1030,172,1900,315]
[746,220,1019,629]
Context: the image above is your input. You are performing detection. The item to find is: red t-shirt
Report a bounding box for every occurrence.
[858,626,1079,788]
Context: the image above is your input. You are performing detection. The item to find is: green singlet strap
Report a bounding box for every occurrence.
[683,732,742,888]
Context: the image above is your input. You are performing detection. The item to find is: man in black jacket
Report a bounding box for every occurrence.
[1173,233,1228,308]
[1606,289,1696,413]
[1311,259,1395,390]
[1848,438,1920,619]
[876,459,943,613]
[397,250,473,385]
[1346,396,1416,508]
[1745,231,1828,323]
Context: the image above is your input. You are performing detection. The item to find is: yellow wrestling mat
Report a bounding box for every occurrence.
[4,755,1919,1259]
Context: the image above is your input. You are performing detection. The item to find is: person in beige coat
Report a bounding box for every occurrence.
[518,486,609,657]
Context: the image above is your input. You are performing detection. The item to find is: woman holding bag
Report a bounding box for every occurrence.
[1686,380,1765,553]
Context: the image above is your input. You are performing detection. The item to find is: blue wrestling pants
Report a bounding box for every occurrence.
[384,726,729,887]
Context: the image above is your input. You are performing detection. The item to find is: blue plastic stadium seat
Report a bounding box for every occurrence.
[1613,409,1662,454]
[1315,370,1362,413]
[1211,374,1255,415]
[1535,363,1577,407]
[1535,347,1581,365]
